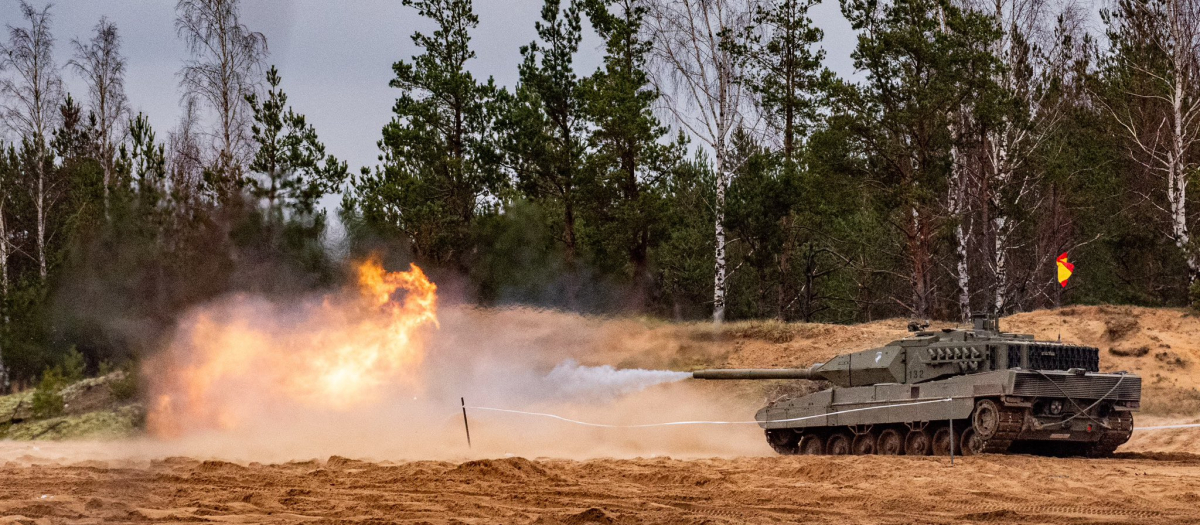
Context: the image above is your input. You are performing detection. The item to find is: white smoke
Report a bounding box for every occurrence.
[541,359,692,402]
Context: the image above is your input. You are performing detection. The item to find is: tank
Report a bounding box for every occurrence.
[693,315,1140,457]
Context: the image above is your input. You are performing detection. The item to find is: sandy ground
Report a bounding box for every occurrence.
[0,449,1198,524]
[2,305,1199,523]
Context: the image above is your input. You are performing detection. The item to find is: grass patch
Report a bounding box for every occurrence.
[0,405,144,441]
[0,390,33,422]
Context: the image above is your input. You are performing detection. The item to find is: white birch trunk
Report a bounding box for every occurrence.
[993,215,1010,312]
[955,223,970,320]
[36,159,47,281]
[947,114,971,322]
[0,202,7,296]
[941,4,972,322]
[0,188,7,393]
[642,0,754,323]
[1169,34,1198,283]
[713,148,728,323]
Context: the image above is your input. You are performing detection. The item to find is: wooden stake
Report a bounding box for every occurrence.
[461,397,472,448]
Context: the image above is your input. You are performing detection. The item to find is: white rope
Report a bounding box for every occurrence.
[1134,423,1200,431]
[465,397,954,428]
[466,401,1200,432]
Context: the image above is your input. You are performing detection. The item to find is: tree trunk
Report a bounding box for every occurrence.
[993,215,1010,313]
[0,201,7,393]
[947,113,970,323]
[0,340,8,394]
[36,154,47,281]
[776,217,792,321]
[909,207,932,320]
[0,202,7,296]
[713,146,728,324]
[1169,52,1198,284]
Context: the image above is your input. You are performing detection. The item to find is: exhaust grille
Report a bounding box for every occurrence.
[1013,373,1140,401]
[1008,344,1100,372]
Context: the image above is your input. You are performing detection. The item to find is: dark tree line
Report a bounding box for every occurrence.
[2,0,1200,387]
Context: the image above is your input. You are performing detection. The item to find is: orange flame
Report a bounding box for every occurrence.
[146,256,438,437]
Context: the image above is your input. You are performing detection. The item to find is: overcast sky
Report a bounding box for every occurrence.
[1,0,859,175]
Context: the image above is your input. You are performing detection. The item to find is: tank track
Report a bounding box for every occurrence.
[977,406,1024,453]
[1085,412,1134,458]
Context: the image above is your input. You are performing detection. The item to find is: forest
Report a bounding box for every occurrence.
[0,0,1198,387]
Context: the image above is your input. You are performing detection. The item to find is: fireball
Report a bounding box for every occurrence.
[146,256,439,437]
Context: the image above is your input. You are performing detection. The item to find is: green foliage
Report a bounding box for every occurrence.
[725,0,832,160]
[60,347,86,384]
[31,368,65,419]
[499,0,592,262]
[348,0,502,268]
[247,66,349,221]
[577,0,681,300]
[108,367,139,402]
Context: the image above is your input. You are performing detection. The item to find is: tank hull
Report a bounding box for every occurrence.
[758,370,1140,456]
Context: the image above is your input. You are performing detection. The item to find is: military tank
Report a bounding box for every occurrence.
[693,315,1140,457]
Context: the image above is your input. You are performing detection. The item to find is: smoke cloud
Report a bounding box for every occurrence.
[541,360,692,402]
[124,273,769,462]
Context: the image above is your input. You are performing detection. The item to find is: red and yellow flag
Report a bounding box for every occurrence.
[1056,253,1074,287]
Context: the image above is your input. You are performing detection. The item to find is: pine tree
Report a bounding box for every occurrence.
[500,0,591,264]
[349,0,500,267]
[1099,0,1200,301]
[727,0,831,161]
[580,0,679,303]
[840,0,1001,319]
[246,66,348,224]
[126,113,168,209]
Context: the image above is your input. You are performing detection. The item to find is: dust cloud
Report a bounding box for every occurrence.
[129,272,768,462]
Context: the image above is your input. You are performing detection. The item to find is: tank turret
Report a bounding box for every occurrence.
[694,314,1100,387]
[693,315,1140,458]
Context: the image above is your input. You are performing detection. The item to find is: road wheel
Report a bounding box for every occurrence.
[878,428,904,455]
[905,428,931,456]
[932,427,956,456]
[972,399,1001,439]
[960,428,986,456]
[799,433,825,455]
[852,431,878,455]
[765,429,799,455]
[826,433,852,455]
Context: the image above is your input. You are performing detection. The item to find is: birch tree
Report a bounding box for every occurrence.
[175,0,268,200]
[168,96,206,203]
[964,0,1069,313]
[643,0,758,323]
[0,143,17,298]
[841,0,998,320]
[1102,0,1200,289]
[69,16,130,216]
[0,1,62,282]
[0,147,13,390]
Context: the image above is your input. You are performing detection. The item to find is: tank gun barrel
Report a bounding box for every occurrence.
[692,368,820,380]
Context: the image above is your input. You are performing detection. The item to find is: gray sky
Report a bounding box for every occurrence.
[2,0,858,175]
